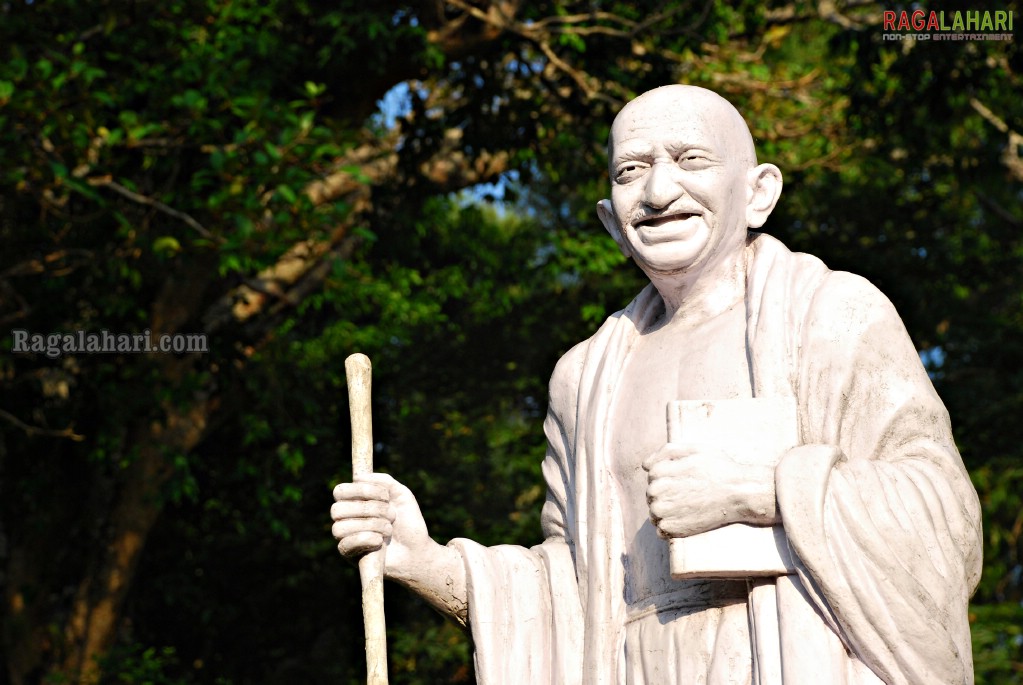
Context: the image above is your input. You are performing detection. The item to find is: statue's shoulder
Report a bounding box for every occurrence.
[753,233,898,327]
[813,268,901,330]
[547,289,649,404]
[778,252,906,341]
[548,339,589,419]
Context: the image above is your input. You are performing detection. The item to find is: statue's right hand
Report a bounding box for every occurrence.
[330,473,431,576]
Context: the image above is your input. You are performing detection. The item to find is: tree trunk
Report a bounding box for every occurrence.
[55,395,213,684]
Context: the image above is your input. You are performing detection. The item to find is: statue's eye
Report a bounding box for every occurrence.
[677,154,711,170]
[615,162,648,183]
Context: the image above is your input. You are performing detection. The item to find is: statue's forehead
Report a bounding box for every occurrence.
[611,104,729,154]
[607,87,755,168]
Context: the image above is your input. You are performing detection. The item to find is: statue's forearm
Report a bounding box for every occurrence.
[389,540,468,628]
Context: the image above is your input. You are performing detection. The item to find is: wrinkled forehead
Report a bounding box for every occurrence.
[608,88,755,166]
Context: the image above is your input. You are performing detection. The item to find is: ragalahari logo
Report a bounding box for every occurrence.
[882,9,1014,41]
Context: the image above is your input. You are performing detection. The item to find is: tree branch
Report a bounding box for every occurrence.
[1,249,95,279]
[529,11,637,30]
[976,191,1023,228]
[970,98,1023,183]
[535,40,600,103]
[764,0,884,28]
[442,0,621,105]
[0,408,84,442]
[87,177,220,242]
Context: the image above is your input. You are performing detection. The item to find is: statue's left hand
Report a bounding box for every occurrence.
[643,444,778,538]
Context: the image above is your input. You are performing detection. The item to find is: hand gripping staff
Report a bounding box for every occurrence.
[345,353,388,684]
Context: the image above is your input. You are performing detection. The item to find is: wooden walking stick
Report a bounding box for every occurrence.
[345,353,388,684]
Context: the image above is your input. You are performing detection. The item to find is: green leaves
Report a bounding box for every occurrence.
[303,81,327,98]
[1,1,1020,683]
[153,236,183,257]
[170,88,208,113]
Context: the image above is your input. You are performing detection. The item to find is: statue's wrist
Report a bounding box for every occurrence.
[734,465,778,524]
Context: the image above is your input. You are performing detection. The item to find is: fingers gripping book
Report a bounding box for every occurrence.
[666,398,798,580]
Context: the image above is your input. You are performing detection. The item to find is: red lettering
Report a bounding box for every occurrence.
[883,10,895,30]
[912,9,926,30]
[926,11,940,31]
[897,11,911,30]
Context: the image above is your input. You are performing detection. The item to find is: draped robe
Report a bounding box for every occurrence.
[450,233,982,684]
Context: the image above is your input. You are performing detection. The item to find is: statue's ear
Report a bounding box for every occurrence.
[745,164,783,229]
[597,199,631,258]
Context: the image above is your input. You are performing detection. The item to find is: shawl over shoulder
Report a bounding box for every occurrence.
[452,233,981,684]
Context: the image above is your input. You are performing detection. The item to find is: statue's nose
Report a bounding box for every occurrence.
[642,161,684,210]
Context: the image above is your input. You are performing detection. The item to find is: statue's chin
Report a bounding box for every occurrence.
[631,223,710,274]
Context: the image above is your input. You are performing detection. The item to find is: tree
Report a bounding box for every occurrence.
[0,1,1019,682]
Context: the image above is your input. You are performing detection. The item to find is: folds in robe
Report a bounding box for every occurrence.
[452,233,981,685]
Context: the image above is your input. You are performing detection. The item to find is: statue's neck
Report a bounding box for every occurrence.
[647,243,749,331]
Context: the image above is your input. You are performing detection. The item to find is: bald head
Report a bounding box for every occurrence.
[608,85,757,177]
[596,84,783,276]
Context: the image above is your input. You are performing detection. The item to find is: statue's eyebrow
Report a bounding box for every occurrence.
[612,140,654,165]
[664,142,715,158]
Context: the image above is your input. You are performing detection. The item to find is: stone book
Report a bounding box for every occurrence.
[666,398,799,580]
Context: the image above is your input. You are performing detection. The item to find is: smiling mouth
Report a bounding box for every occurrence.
[635,212,700,229]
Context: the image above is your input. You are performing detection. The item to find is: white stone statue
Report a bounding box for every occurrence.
[331,85,983,684]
